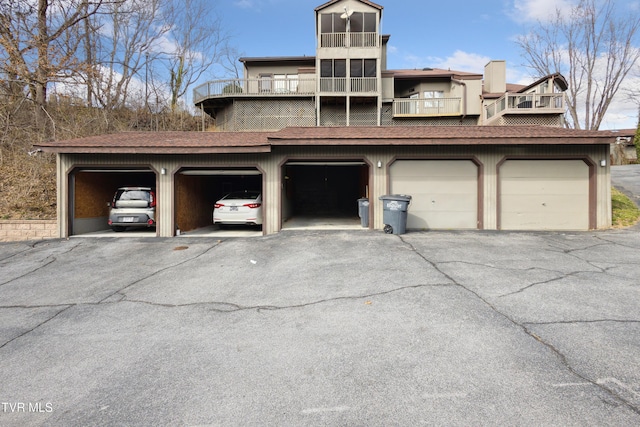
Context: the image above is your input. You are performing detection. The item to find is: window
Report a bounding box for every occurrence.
[272,74,300,93]
[259,74,272,93]
[321,59,347,91]
[424,90,444,108]
[349,12,376,33]
[320,13,347,33]
[350,59,376,77]
[322,59,346,77]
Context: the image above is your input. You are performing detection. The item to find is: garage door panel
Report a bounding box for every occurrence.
[411,195,477,212]
[500,160,589,230]
[502,195,588,214]
[394,179,476,195]
[502,179,586,194]
[408,211,477,229]
[391,160,478,230]
[393,160,477,177]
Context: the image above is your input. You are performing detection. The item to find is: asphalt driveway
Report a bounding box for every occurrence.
[1,228,640,426]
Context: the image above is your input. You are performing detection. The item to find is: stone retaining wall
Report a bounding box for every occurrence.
[0,220,58,242]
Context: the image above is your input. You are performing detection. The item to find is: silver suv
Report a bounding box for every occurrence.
[108,187,156,232]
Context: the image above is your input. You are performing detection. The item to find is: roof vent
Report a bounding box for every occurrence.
[423,67,433,71]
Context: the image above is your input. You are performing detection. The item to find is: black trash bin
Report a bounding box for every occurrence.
[357,198,370,227]
[379,194,412,235]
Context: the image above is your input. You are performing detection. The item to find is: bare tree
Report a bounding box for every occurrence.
[162,0,230,112]
[87,0,169,111]
[516,0,640,130]
[0,0,111,138]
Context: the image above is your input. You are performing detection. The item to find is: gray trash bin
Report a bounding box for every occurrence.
[357,198,370,227]
[379,194,412,235]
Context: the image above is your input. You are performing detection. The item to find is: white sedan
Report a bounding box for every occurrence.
[213,191,263,226]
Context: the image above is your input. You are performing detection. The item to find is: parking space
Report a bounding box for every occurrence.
[175,168,262,235]
[70,168,156,236]
[282,162,369,228]
[1,230,640,425]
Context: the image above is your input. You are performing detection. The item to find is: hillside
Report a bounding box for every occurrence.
[0,100,210,220]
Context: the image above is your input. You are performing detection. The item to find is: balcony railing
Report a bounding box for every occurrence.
[485,93,566,122]
[193,77,317,103]
[393,98,462,117]
[320,32,380,48]
[319,77,377,93]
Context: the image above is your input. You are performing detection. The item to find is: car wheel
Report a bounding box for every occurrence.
[383,224,393,234]
[111,226,126,232]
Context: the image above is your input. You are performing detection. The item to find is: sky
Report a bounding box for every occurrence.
[207,0,640,130]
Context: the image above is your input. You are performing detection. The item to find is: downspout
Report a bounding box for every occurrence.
[451,78,467,121]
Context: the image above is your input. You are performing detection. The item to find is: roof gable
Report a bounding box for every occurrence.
[315,0,383,13]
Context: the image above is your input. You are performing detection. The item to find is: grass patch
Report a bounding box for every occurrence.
[612,187,640,228]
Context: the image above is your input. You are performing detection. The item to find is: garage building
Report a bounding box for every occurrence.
[36,125,614,238]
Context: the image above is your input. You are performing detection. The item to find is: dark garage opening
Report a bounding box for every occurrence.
[175,168,262,233]
[283,162,369,227]
[70,168,156,235]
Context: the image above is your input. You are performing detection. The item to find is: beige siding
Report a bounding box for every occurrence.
[56,144,611,238]
[390,160,478,229]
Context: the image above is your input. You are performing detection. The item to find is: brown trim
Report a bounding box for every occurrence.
[42,146,271,155]
[66,165,159,237]
[496,156,596,230]
[277,156,374,232]
[269,137,612,146]
[387,156,484,230]
[171,164,267,237]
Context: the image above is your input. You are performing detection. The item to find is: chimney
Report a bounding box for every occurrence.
[484,60,506,93]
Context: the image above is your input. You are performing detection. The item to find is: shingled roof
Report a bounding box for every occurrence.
[36,126,616,154]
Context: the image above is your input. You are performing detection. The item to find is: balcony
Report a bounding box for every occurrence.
[319,77,377,94]
[319,32,380,48]
[393,98,462,117]
[485,93,565,123]
[193,77,317,104]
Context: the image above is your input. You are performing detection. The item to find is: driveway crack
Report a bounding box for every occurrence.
[399,235,640,416]
[123,282,455,312]
[0,241,82,288]
[0,305,73,350]
[99,242,223,303]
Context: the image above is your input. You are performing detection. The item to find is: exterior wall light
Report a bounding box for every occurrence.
[600,159,607,167]
[161,168,167,175]
[377,161,382,168]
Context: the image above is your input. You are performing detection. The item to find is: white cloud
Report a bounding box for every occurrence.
[430,50,492,73]
[511,0,575,22]
[234,0,255,9]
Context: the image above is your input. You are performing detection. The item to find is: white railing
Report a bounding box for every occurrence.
[393,98,462,117]
[319,77,377,93]
[320,32,379,48]
[485,93,565,121]
[193,77,317,103]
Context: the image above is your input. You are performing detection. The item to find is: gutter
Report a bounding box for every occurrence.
[451,78,467,120]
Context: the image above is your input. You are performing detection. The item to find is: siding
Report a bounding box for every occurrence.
[57,143,611,238]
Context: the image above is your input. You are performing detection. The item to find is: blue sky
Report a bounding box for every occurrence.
[209,0,640,129]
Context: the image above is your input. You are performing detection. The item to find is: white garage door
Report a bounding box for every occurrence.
[500,160,589,230]
[390,160,479,229]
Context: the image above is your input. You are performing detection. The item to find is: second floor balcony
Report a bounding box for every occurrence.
[393,98,462,117]
[194,77,317,104]
[319,32,380,48]
[194,76,381,104]
[485,93,566,123]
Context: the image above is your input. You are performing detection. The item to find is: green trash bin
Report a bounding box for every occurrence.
[379,194,412,235]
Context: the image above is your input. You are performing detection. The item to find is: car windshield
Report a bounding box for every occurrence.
[117,190,150,201]
[224,191,260,200]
